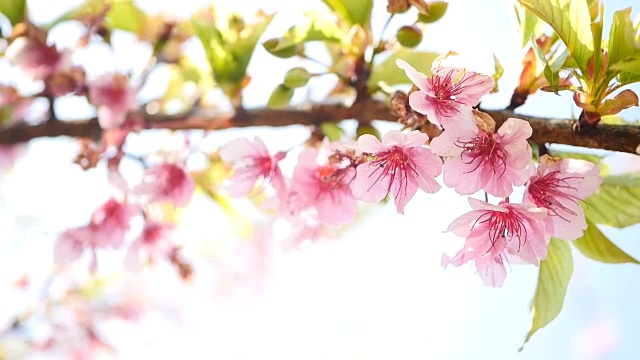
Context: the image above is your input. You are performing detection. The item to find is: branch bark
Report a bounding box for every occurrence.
[1,99,639,154]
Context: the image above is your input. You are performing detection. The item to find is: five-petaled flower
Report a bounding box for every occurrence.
[55,198,139,270]
[133,163,195,207]
[220,136,287,198]
[396,53,494,130]
[442,197,549,287]
[88,73,136,129]
[524,155,602,240]
[430,115,532,197]
[125,221,176,270]
[289,144,358,226]
[351,130,442,214]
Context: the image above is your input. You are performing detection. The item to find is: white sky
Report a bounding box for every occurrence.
[1,0,640,359]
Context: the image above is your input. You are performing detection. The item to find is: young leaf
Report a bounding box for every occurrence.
[518,0,593,71]
[573,219,640,264]
[368,49,439,90]
[584,174,640,228]
[0,0,26,26]
[608,8,636,68]
[492,54,504,92]
[107,0,146,34]
[194,10,275,100]
[514,3,545,48]
[522,238,573,347]
[321,0,372,27]
[611,51,640,76]
[265,13,346,52]
[320,122,344,141]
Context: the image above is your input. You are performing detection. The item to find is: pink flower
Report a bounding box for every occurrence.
[55,199,138,269]
[133,163,195,207]
[524,155,602,240]
[351,130,442,214]
[5,36,68,81]
[0,85,32,124]
[396,56,494,129]
[442,197,549,287]
[88,73,136,129]
[431,117,532,197]
[0,144,27,170]
[219,136,287,198]
[290,145,357,226]
[125,221,176,269]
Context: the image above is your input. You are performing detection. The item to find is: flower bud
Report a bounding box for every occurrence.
[396,25,423,48]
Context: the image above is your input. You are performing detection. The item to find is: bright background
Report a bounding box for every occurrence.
[1,0,640,359]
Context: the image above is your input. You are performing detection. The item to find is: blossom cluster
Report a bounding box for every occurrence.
[220,53,602,287]
[55,163,195,271]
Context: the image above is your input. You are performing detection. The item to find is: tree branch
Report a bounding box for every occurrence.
[1,99,639,154]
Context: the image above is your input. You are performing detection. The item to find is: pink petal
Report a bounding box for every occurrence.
[355,134,384,154]
[396,59,430,90]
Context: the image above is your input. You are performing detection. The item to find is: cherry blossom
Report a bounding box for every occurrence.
[125,221,176,269]
[55,199,138,269]
[352,130,442,214]
[396,54,494,129]
[289,145,357,226]
[442,197,549,287]
[524,155,602,240]
[133,163,195,207]
[219,136,287,197]
[0,85,32,124]
[88,73,136,129]
[430,115,532,197]
[5,36,68,81]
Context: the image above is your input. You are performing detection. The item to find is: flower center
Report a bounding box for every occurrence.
[456,131,507,176]
[527,170,583,221]
[367,146,418,197]
[474,208,529,251]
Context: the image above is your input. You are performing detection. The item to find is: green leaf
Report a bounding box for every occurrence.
[584,174,640,228]
[608,8,637,68]
[492,54,504,92]
[517,0,593,71]
[267,84,294,108]
[321,0,372,27]
[107,0,146,34]
[514,3,545,48]
[522,238,573,347]
[611,50,640,76]
[265,13,346,52]
[573,219,639,264]
[320,122,344,141]
[194,10,275,100]
[0,0,26,26]
[531,36,561,93]
[369,49,439,91]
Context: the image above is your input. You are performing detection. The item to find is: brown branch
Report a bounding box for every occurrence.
[1,99,639,154]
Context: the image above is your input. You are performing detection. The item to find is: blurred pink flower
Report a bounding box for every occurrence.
[88,73,136,129]
[219,136,287,198]
[133,163,194,207]
[524,155,602,240]
[442,197,549,287]
[0,85,32,124]
[396,58,494,129]
[55,199,138,269]
[290,146,357,226]
[125,221,176,269]
[431,117,532,197]
[0,144,27,170]
[352,130,441,214]
[5,37,68,81]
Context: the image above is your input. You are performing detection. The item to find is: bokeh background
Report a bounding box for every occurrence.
[1,0,639,358]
